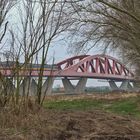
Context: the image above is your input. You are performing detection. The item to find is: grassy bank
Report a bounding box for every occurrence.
[43,96,140,118]
[0,95,140,139]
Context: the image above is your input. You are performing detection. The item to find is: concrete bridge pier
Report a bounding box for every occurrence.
[108,81,119,91]
[62,78,74,94]
[31,79,38,95]
[127,82,133,91]
[19,77,54,96]
[42,77,54,95]
[19,77,37,96]
[119,81,134,91]
[74,78,87,93]
[133,82,140,92]
[62,77,87,94]
[119,81,129,91]
[109,80,133,91]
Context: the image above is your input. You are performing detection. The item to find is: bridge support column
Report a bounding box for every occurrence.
[119,81,134,91]
[127,82,133,91]
[109,80,134,92]
[133,82,140,92]
[62,77,87,94]
[42,77,54,95]
[19,77,37,96]
[74,78,87,93]
[109,81,118,91]
[120,81,129,91]
[31,79,37,95]
[62,78,74,93]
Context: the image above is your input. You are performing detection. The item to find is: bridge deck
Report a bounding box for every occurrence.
[0,54,136,82]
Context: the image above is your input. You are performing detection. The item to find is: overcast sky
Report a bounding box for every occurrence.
[2,1,121,87]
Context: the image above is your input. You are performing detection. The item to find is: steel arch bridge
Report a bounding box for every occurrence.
[56,54,134,81]
[0,54,137,94]
[0,54,135,81]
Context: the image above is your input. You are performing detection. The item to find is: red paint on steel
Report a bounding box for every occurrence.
[56,54,134,81]
[0,54,135,81]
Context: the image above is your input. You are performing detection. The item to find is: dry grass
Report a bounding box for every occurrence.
[0,108,140,140]
[46,92,139,102]
[0,94,140,140]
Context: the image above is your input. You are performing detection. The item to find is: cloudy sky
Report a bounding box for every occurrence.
[2,1,120,87]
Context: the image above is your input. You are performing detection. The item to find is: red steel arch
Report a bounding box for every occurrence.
[57,55,89,70]
[56,54,134,81]
[0,54,135,81]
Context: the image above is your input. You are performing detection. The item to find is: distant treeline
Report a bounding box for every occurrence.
[53,86,111,93]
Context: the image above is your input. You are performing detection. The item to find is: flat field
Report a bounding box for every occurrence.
[44,93,140,118]
[1,93,140,140]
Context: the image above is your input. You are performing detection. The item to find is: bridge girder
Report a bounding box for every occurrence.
[56,54,134,81]
[0,54,135,82]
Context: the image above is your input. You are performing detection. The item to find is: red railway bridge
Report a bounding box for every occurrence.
[0,54,138,94]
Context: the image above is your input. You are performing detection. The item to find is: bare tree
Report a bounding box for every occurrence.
[8,0,74,105]
[0,0,17,43]
[0,0,17,107]
[66,0,140,75]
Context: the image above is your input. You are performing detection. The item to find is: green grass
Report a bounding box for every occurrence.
[105,98,140,117]
[43,97,140,118]
[44,99,104,110]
